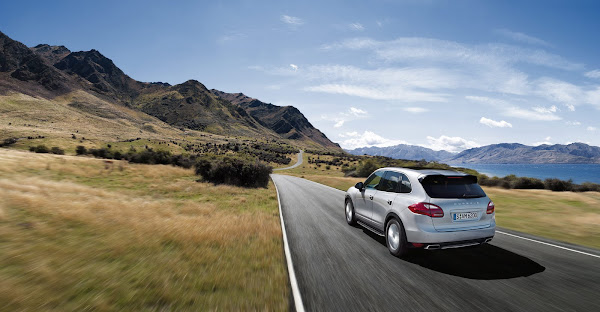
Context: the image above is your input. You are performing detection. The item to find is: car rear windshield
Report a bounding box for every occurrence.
[419,175,486,199]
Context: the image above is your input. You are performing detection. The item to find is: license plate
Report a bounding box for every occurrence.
[453,212,478,221]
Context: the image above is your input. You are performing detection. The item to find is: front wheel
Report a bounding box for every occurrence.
[345,199,357,225]
[386,219,408,257]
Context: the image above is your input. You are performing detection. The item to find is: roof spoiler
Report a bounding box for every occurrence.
[419,174,478,184]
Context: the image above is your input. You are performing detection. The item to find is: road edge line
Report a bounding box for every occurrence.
[272,176,306,312]
[497,230,600,259]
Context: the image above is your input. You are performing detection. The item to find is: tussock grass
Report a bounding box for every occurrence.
[0,149,287,311]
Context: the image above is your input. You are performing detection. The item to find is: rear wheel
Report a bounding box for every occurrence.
[386,218,408,257]
[345,199,357,225]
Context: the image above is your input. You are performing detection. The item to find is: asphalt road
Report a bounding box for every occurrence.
[273,150,304,171]
[271,174,600,312]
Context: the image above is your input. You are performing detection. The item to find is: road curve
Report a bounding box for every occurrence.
[271,174,600,312]
[273,150,303,171]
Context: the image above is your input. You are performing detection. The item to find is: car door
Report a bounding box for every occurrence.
[372,171,401,229]
[354,170,384,220]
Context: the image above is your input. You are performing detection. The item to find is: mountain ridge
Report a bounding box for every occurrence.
[0,31,340,150]
[346,142,600,164]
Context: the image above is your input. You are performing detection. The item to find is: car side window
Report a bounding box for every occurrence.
[364,171,384,189]
[378,171,401,193]
[400,173,412,193]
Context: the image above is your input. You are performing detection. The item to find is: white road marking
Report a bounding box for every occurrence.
[497,231,600,259]
[272,178,306,312]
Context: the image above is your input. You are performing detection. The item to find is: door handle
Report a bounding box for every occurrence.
[369,195,373,200]
[387,200,392,205]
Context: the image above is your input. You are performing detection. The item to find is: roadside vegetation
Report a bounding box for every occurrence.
[0,149,288,310]
[281,151,600,249]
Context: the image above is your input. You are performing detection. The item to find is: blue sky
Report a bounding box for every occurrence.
[2,0,600,151]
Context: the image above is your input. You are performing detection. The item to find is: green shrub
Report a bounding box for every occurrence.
[50,147,65,155]
[356,159,378,177]
[75,145,87,155]
[195,155,272,188]
[30,145,49,153]
[511,177,545,189]
[544,178,573,192]
[0,138,18,147]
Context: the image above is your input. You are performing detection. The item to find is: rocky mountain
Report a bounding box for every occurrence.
[347,142,600,164]
[211,90,339,148]
[345,144,453,162]
[0,31,340,150]
[0,31,71,95]
[446,143,600,164]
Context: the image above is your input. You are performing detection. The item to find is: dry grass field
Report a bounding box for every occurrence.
[0,149,288,311]
[284,154,600,250]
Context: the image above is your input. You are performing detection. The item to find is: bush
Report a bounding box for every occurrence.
[356,159,379,177]
[76,145,87,155]
[50,147,65,155]
[511,177,545,189]
[195,155,272,188]
[0,137,18,147]
[544,178,573,192]
[30,145,49,153]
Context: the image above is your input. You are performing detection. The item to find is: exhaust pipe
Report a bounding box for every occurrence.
[484,238,493,243]
[425,244,441,250]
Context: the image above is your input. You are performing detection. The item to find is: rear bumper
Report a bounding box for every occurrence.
[421,236,494,250]
[405,224,496,244]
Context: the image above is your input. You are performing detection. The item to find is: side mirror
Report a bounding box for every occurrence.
[355,182,364,191]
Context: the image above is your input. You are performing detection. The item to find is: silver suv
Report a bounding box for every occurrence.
[345,167,495,257]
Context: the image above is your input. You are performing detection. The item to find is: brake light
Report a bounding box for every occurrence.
[408,202,444,218]
[487,201,495,214]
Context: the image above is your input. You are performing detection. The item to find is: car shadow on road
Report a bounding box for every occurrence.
[362,229,546,280]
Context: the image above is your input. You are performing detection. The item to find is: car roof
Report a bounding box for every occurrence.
[377,167,470,179]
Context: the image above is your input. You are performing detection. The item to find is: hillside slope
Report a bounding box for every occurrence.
[0,31,340,150]
[212,90,339,148]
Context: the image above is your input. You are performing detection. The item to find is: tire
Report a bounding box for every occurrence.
[386,218,408,257]
[345,199,357,225]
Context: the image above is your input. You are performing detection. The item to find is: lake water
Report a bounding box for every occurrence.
[452,163,600,184]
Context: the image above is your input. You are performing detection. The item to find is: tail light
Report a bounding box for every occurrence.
[408,203,444,218]
[487,201,495,214]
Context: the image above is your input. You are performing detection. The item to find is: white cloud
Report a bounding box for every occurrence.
[466,95,561,121]
[566,121,581,126]
[495,29,550,46]
[322,106,368,128]
[422,135,480,153]
[281,15,304,25]
[535,78,580,111]
[305,84,448,102]
[479,117,512,128]
[326,37,582,71]
[533,105,558,114]
[290,64,298,71]
[349,107,367,116]
[403,107,429,113]
[533,136,553,146]
[349,23,364,31]
[338,131,408,149]
[588,126,597,131]
[585,70,600,79]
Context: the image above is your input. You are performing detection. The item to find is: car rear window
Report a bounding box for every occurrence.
[419,175,486,199]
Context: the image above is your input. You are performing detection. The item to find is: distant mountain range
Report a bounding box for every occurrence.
[346,144,454,162]
[346,142,600,164]
[0,31,339,150]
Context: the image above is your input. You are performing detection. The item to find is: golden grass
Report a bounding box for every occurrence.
[483,187,600,249]
[281,162,600,249]
[0,149,288,311]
